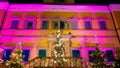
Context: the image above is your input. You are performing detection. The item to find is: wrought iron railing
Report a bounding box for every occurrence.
[24,57,92,68]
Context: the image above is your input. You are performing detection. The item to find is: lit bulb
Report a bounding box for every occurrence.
[54,61,56,63]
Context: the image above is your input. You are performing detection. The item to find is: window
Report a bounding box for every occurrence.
[22,50,30,62]
[88,50,95,62]
[39,49,46,57]
[85,21,92,29]
[52,21,59,29]
[72,50,80,57]
[11,20,19,29]
[106,50,114,62]
[42,20,48,29]
[99,21,107,30]
[52,21,68,29]
[2,49,12,61]
[60,21,65,29]
[55,0,66,2]
[70,20,78,29]
[27,21,33,29]
[24,17,36,29]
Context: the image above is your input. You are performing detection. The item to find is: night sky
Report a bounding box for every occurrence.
[1,0,120,5]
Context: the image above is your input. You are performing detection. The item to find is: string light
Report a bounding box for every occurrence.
[51,29,66,66]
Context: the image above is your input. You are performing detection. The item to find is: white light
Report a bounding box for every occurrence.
[45,63,48,67]
[63,58,67,62]
[54,61,57,63]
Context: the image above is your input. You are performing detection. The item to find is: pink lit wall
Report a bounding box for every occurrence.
[0,2,9,10]
[8,4,109,12]
[0,2,9,27]
[0,3,119,61]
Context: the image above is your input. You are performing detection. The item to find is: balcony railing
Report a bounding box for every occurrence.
[24,57,92,68]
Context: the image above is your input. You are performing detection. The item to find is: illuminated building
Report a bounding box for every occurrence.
[0,0,120,63]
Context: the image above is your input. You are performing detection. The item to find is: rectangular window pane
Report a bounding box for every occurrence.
[11,20,19,29]
[99,21,107,30]
[52,21,59,29]
[88,50,95,62]
[42,20,48,29]
[65,22,68,29]
[70,21,78,29]
[106,50,114,62]
[60,21,65,29]
[72,50,80,57]
[85,21,92,29]
[27,21,33,29]
[2,49,12,61]
[39,50,46,57]
[22,50,30,62]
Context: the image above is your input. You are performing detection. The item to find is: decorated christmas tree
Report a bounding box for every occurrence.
[114,47,120,68]
[91,45,105,68]
[52,29,67,67]
[6,43,23,68]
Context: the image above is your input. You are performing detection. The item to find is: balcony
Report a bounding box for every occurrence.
[24,57,92,68]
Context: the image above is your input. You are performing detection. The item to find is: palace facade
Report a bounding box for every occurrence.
[0,0,120,62]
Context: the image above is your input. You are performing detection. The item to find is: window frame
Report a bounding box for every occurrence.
[39,49,46,57]
[71,49,80,58]
[88,50,95,62]
[2,49,12,61]
[105,50,114,62]
[22,50,30,62]
[84,20,92,30]
[41,20,49,29]
[98,21,107,30]
[70,20,78,30]
[24,16,36,29]
[11,17,20,29]
[52,20,68,29]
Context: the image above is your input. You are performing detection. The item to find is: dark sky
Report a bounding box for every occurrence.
[1,0,120,5]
